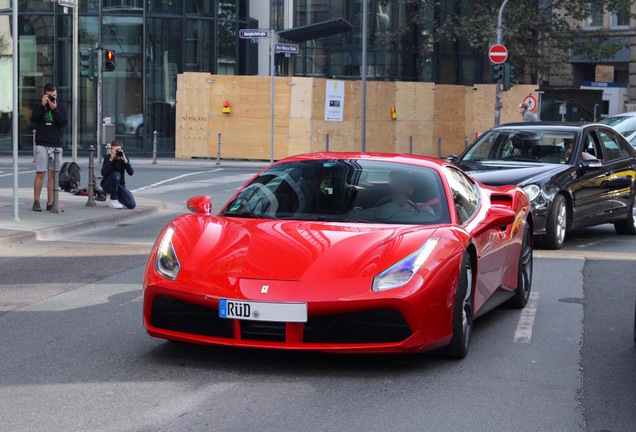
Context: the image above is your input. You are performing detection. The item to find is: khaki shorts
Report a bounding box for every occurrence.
[35,145,63,173]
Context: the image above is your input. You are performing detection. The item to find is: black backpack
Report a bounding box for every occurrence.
[59,162,81,192]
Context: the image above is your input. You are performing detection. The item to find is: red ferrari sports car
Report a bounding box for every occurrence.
[143,153,533,358]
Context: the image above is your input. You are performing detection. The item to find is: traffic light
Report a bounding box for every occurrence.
[104,50,116,71]
[491,64,503,83]
[503,63,514,91]
[79,48,95,80]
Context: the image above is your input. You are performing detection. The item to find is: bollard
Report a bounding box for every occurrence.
[32,129,36,163]
[216,131,221,166]
[409,136,413,154]
[465,136,469,148]
[152,130,158,165]
[326,133,329,151]
[86,145,96,207]
[437,136,442,158]
[50,148,62,213]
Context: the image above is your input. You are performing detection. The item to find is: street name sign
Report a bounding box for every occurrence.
[275,43,299,54]
[489,44,508,64]
[239,29,269,39]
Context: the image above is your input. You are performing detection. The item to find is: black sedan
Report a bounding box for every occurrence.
[453,123,636,249]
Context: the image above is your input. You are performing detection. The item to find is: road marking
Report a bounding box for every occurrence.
[514,291,540,343]
[0,170,36,178]
[131,168,223,192]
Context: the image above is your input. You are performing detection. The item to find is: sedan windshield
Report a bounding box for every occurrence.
[461,129,577,164]
[221,160,451,225]
[599,115,636,137]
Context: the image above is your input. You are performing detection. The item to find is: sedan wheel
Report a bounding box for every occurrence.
[614,194,636,235]
[507,222,533,308]
[544,194,567,249]
[445,253,474,359]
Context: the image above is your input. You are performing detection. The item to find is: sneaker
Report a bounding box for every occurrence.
[108,199,124,209]
[105,194,111,205]
[32,201,42,212]
[46,203,53,211]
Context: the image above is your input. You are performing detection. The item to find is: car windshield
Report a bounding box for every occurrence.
[460,129,578,164]
[599,115,636,136]
[221,159,451,225]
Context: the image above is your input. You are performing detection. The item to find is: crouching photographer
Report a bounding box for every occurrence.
[101,140,136,209]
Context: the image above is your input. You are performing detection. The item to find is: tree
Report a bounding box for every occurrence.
[382,0,634,85]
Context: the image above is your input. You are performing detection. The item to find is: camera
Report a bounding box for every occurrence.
[48,96,55,103]
[116,150,124,157]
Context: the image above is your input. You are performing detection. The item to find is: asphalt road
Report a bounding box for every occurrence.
[0,160,635,431]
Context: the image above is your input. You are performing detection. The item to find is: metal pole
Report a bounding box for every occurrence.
[361,0,368,152]
[437,136,442,158]
[465,136,469,148]
[216,131,221,166]
[11,0,19,221]
[494,0,509,127]
[326,133,329,151]
[152,130,158,164]
[32,129,36,163]
[409,135,412,154]
[50,148,62,213]
[97,47,103,164]
[97,0,103,164]
[72,4,78,162]
[86,145,96,207]
[270,29,275,163]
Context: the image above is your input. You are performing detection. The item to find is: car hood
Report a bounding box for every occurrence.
[171,216,441,282]
[455,160,569,186]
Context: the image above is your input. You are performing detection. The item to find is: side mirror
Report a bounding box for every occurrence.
[474,206,516,236]
[579,159,602,171]
[445,155,459,163]
[186,196,212,215]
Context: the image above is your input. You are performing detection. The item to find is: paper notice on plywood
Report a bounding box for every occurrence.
[325,80,344,121]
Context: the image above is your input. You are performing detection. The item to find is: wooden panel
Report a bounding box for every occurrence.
[500,84,539,123]
[433,85,466,157]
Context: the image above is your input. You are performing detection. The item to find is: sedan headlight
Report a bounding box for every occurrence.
[155,226,181,280]
[523,184,541,202]
[372,238,439,292]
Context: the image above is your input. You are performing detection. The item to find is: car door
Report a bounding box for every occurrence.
[444,167,506,312]
[594,128,636,217]
[570,131,612,228]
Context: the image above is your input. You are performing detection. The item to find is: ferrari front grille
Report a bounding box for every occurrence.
[303,309,412,344]
[150,296,234,338]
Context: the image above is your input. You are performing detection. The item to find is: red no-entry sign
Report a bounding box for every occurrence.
[489,44,508,64]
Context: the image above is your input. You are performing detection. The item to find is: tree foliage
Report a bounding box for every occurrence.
[383,0,634,84]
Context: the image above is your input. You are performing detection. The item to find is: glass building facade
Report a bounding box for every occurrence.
[0,0,483,157]
[0,0,253,156]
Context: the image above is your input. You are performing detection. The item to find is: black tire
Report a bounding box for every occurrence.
[445,253,474,359]
[507,222,533,308]
[544,194,567,250]
[614,194,636,235]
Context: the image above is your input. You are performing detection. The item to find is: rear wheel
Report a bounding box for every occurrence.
[544,194,567,249]
[614,194,636,235]
[507,222,533,308]
[445,253,474,359]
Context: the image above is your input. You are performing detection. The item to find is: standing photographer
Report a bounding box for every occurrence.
[31,83,67,212]
[101,140,136,209]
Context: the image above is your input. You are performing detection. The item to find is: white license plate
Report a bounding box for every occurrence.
[219,299,307,323]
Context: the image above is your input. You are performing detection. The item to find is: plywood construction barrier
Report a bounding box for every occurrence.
[175,73,538,160]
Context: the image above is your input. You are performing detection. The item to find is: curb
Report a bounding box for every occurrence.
[0,202,166,246]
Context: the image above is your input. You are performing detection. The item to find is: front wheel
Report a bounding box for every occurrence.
[445,253,474,359]
[543,194,567,249]
[507,222,533,308]
[614,194,636,235]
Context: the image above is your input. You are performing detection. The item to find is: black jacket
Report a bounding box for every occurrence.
[31,101,68,147]
[101,156,134,188]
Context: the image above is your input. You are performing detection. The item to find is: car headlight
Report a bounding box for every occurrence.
[523,184,541,202]
[155,226,181,280]
[372,238,439,292]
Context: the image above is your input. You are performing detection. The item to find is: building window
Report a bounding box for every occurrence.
[610,8,630,28]
[583,3,604,29]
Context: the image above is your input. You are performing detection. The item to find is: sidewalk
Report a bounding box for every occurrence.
[0,187,165,246]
